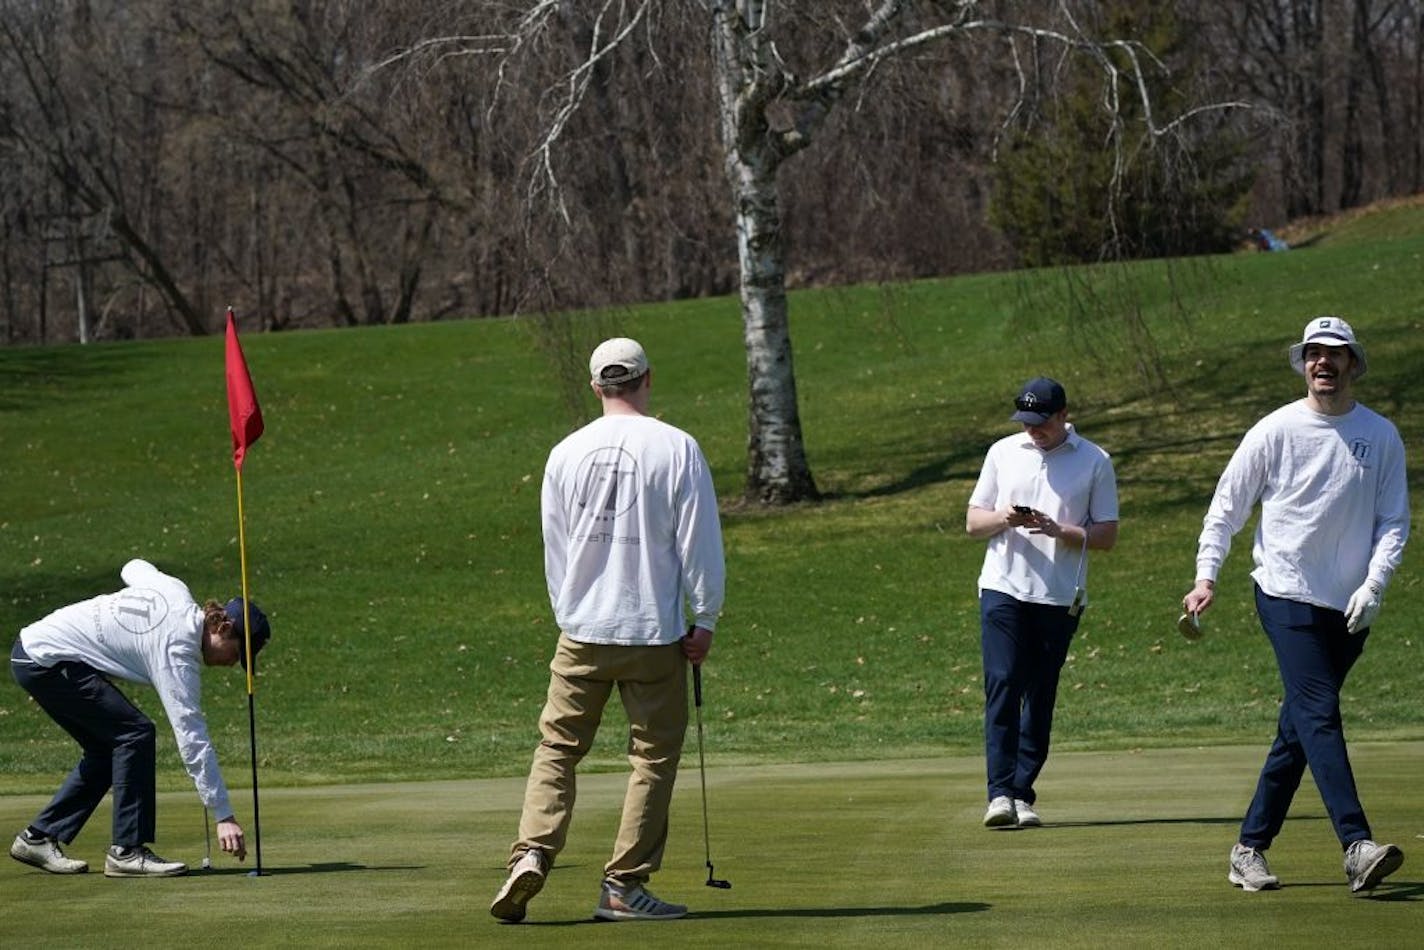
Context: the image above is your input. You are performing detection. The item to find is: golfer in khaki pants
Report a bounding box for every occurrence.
[490,338,725,924]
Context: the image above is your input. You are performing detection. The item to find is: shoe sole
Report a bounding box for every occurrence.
[491,868,545,922]
[593,907,687,922]
[104,864,187,878]
[1228,870,1280,892]
[984,812,1017,828]
[1351,845,1404,893]
[10,850,88,874]
[1017,816,1043,828]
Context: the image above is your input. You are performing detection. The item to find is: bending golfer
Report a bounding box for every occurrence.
[491,337,725,923]
[9,558,268,877]
[1183,316,1408,895]
[966,377,1118,829]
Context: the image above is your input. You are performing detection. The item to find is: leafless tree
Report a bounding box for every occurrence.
[387,0,1249,504]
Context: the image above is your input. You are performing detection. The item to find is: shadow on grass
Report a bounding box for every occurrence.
[200,862,423,876]
[1040,814,1275,829]
[512,901,990,926]
[1274,880,1421,901]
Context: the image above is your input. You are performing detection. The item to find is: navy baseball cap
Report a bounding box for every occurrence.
[224,598,271,669]
[1011,377,1067,425]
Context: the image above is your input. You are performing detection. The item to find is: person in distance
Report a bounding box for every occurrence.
[965,377,1119,830]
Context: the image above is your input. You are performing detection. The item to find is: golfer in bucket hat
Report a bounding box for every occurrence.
[1183,316,1409,894]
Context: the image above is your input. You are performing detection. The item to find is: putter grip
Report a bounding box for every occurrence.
[693,664,703,707]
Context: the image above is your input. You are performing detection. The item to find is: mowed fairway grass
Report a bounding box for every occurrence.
[1,744,1420,947]
[2,199,1423,944]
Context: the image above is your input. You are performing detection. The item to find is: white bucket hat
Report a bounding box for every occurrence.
[1288,316,1367,380]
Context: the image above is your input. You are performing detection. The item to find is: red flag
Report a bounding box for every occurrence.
[225,309,264,470]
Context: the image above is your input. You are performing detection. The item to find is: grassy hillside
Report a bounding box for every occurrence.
[2,203,1422,792]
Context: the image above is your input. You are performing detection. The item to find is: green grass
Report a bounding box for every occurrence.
[1,744,1419,947]
[1,202,1422,794]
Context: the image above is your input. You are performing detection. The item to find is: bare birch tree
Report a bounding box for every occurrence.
[385,1,1246,504]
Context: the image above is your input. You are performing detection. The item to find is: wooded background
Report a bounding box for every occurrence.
[2,0,1421,345]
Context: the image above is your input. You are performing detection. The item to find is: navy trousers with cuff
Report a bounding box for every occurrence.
[1239,586,1371,851]
[979,590,1079,805]
[10,638,157,847]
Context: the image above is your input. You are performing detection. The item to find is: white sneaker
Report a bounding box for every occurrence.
[10,833,88,874]
[1014,800,1042,828]
[1228,843,1280,892]
[983,796,1017,828]
[490,849,547,922]
[594,881,687,921]
[103,845,187,878]
[1344,839,1403,893]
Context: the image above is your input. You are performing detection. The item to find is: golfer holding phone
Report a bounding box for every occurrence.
[1183,316,1408,894]
[967,377,1119,828]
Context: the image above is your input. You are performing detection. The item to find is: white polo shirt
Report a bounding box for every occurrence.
[969,425,1119,606]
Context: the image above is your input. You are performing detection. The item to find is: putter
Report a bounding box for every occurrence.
[1177,611,1203,641]
[693,664,731,889]
[202,807,213,869]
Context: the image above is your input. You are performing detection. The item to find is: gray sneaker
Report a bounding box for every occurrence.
[10,833,88,874]
[104,845,187,878]
[1344,839,1403,893]
[490,849,547,923]
[1228,843,1280,892]
[1014,799,1042,828]
[595,881,687,921]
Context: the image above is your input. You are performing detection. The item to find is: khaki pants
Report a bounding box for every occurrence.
[512,634,688,887]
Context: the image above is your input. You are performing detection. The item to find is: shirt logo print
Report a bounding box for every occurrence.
[113,588,170,634]
[574,447,640,521]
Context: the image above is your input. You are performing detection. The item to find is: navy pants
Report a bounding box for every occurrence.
[1239,586,1371,851]
[11,639,157,847]
[979,590,1079,804]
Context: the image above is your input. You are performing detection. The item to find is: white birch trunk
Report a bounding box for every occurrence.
[712,2,819,504]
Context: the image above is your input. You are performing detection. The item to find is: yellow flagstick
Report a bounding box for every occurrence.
[235,466,264,876]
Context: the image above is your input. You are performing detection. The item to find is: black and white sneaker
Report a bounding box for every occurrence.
[104,845,187,878]
[595,880,687,921]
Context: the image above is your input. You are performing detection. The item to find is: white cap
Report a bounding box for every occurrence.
[1288,316,1367,380]
[589,337,649,386]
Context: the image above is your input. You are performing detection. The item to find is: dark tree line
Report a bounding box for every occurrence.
[1,0,1420,347]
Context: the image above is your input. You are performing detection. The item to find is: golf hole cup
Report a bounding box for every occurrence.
[1177,611,1202,641]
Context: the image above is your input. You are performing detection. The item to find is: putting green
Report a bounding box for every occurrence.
[2,743,1419,947]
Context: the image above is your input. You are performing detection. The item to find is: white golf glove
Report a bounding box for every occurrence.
[1344,580,1383,634]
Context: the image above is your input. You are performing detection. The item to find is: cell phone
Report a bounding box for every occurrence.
[1013,505,1034,515]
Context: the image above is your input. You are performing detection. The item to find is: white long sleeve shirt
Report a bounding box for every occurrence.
[1196,400,1410,610]
[18,559,234,819]
[542,413,725,645]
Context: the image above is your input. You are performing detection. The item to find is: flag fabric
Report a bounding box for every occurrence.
[225,309,264,470]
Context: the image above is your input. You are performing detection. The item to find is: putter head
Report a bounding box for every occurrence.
[1177,611,1203,641]
[706,864,731,889]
